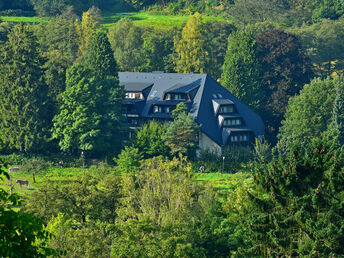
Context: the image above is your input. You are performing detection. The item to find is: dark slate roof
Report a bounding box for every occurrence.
[119,72,264,147]
[165,79,202,94]
[120,82,153,92]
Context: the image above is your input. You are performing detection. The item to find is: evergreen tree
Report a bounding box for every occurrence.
[221,26,264,111]
[0,23,51,152]
[52,32,124,155]
[164,103,199,157]
[239,139,344,256]
[84,31,117,77]
[329,80,344,148]
[174,13,207,73]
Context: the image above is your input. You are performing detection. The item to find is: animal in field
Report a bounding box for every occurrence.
[9,167,20,175]
[16,179,29,188]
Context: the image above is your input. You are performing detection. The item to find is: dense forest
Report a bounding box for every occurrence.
[1,0,344,257]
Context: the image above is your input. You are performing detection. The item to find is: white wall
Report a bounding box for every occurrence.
[198,132,222,157]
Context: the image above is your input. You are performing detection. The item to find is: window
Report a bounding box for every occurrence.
[219,105,234,113]
[231,134,248,143]
[223,118,241,126]
[152,105,174,113]
[125,92,143,99]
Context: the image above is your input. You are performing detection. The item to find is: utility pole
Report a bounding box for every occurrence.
[222,156,225,173]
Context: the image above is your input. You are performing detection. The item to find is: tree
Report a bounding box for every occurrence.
[227,0,289,25]
[328,79,344,148]
[132,120,170,159]
[174,13,207,73]
[204,20,235,80]
[0,23,51,152]
[52,31,124,155]
[221,26,264,111]
[75,10,98,59]
[0,157,53,256]
[108,18,146,72]
[257,29,313,144]
[293,18,344,77]
[312,0,344,22]
[164,103,199,157]
[114,146,142,174]
[112,156,229,257]
[33,16,79,115]
[278,76,337,151]
[142,28,176,72]
[238,139,344,256]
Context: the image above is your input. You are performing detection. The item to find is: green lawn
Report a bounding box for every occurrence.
[0,167,92,198]
[101,11,224,28]
[1,11,224,29]
[0,16,49,23]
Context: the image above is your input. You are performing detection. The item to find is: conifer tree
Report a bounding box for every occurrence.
[0,24,51,152]
[221,26,264,111]
[164,103,199,157]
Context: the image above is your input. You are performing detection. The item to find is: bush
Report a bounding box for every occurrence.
[0,9,35,16]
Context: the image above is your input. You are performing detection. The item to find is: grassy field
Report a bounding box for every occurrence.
[0,16,49,23]
[0,167,93,198]
[101,11,224,28]
[1,166,249,200]
[0,11,224,29]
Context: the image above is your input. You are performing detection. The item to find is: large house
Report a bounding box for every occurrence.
[119,72,264,155]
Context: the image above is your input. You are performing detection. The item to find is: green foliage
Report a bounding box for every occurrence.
[75,10,99,59]
[108,18,146,72]
[33,16,79,113]
[227,0,289,25]
[52,31,124,155]
[114,146,142,174]
[112,156,232,257]
[257,29,313,144]
[0,155,53,256]
[327,79,344,148]
[0,23,52,152]
[239,139,344,256]
[174,13,207,73]
[312,0,344,22]
[278,76,338,151]
[164,103,200,157]
[221,26,264,111]
[292,18,344,77]
[132,120,170,159]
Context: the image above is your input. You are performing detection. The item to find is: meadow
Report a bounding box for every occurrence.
[0,11,224,29]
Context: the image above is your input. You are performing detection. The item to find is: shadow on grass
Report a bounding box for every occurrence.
[101,12,143,25]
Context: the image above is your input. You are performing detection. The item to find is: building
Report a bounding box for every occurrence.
[119,72,264,156]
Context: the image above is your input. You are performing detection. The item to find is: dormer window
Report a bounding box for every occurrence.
[223,118,242,126]
[126,92,143,99]
[219,105,234,113]
[231,134,248,142]
[164,93,187,101]
[152,105,175,114]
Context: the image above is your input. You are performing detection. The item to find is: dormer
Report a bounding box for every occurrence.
[212,99,236,115]
[163,79,201,102]
[120,82,153,100]
[218,115,245,128]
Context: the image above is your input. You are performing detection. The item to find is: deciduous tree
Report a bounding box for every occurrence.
[174,13,207,73]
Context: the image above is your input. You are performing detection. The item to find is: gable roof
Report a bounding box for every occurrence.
[119,72,264,147]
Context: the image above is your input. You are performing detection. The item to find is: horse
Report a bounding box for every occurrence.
[16,179,29,188]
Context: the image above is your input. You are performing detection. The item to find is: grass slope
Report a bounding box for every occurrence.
[0,11,224,29]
